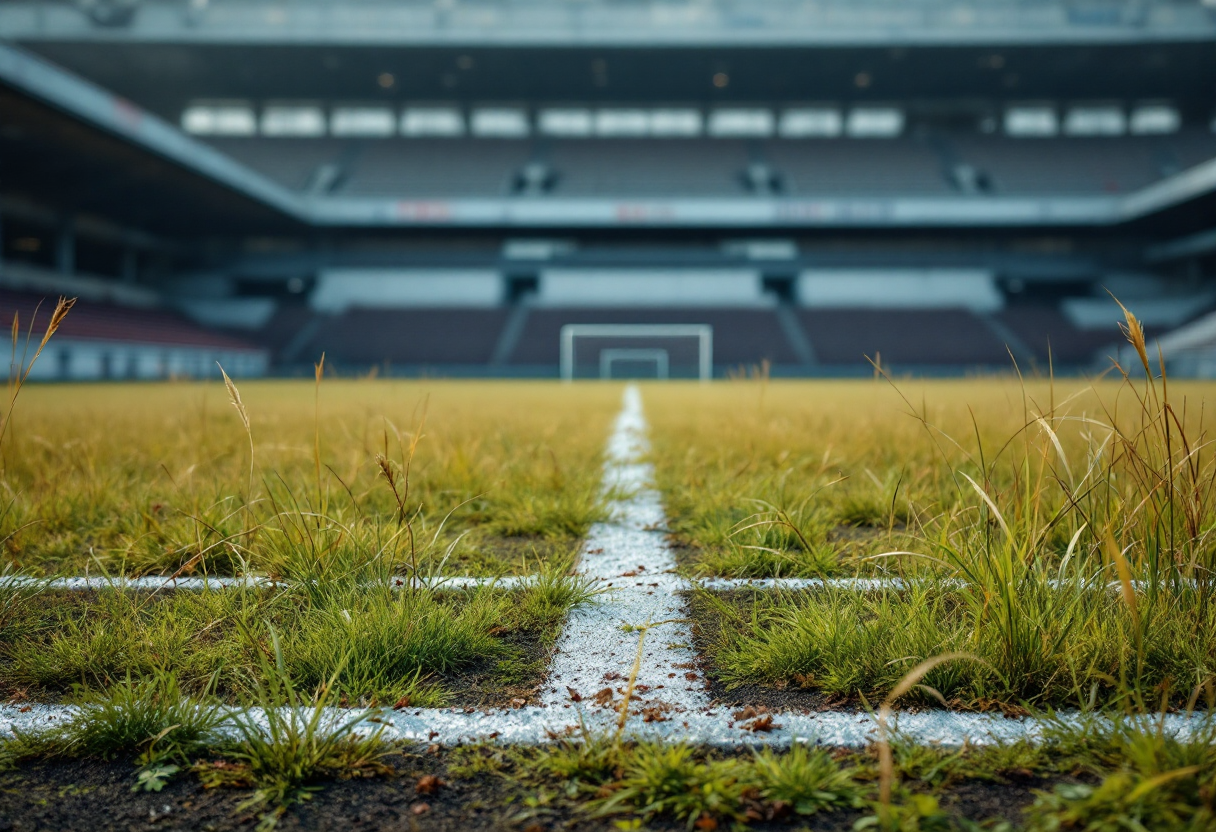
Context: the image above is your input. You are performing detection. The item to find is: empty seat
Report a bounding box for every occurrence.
[305,308,510,365]
[799,308,1010,367]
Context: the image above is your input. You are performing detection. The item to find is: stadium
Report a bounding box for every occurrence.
[2,0,1216,378]
[1,1,1216,830]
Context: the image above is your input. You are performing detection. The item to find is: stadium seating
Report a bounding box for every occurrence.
[0,289,256,351]
[994,304,1139,366]
[765,139,952,196]
[340,140,534,198]
[798,308,1011,367]
[296,307,511,367]
[548,141,752,197]
[201,130,1216,201]
[947,133,1216,195]
[204,138,351,192]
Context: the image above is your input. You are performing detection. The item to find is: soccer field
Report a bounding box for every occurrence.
[1,372,1214,830]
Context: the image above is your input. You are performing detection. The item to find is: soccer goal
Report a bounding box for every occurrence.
[560,324,713,381]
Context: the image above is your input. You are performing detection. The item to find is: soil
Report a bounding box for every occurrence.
[0,751,1048,832]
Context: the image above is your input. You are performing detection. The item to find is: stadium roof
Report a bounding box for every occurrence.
[4,0,1216,48]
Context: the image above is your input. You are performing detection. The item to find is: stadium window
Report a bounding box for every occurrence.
[595,109,649,137]
[471,108,530,138]
[845,107,904,138]
[649,109,702,137]
[1004,106,1058,137]
[181,102,256,136]
[708,109,774,138]
[331,106,396,137]
[1129,104,1180,135]
[260,105,326,137]
[401,107,465,137]
[1063,106,1125,137]
[779,108,843,138]
[539,109,593,137]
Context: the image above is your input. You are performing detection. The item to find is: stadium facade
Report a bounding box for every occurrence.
[2,0,1215,378]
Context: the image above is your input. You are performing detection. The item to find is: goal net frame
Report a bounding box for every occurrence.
[559,324,713,381]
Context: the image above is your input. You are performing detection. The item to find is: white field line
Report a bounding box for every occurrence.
[9,576,1190,595]
[3,575,539,592]
[539,384,709,718]
[0,386,1212,749]
[1,702,1209,749]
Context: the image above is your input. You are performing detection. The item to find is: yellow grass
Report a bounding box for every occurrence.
[0,380,621,576]
[645,377,1216,577]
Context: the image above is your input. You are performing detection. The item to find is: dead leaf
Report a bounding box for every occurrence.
[566,686,582,702]
[392,695,411,710]
[741,714,780,733]
[416,775,444,795]
[641,705,671,723]
[592,687,614,706]
[694,813,718,830]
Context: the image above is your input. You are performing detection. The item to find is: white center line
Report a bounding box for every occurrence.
[541,384,709,716]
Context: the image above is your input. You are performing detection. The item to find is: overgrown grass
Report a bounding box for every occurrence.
[654,309,1216,711]
[0,564,595,706]
[696,584,1216,710]
[6,670,225,765]
[0,380,616,577]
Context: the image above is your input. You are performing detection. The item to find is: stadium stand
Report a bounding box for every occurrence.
[301,308,511,368]
[993,304,1126,365]
[947,134,1213,195]
[340,140,534,198]
[547,141,752,197]
[765,139,952,196]
[194,131,1216,201]
[2,1,1215,377]
[0,290,266,379]
[798,308,1012,368]
[204,138,351,193]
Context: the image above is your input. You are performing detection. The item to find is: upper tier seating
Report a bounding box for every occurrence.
[202,130,1216,199]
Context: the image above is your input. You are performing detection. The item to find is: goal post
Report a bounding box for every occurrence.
[560,324,713,381]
